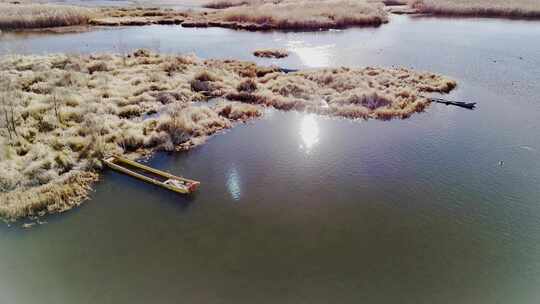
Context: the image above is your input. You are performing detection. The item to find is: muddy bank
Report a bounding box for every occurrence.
[0,50,455,221]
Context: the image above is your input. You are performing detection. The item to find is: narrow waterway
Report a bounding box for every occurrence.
[1,15,540,304]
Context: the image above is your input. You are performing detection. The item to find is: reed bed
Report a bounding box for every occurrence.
[94,1,387,31]
[0,51,264,220]
[227,66,456,119]
[0,50,455,221]
[217,0,389,30]
[0,3,95,30]
[411,0,540,18]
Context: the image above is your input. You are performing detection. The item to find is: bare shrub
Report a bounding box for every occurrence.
[190,71,221,92]
[215,101,262,121]
[237,78,258,92]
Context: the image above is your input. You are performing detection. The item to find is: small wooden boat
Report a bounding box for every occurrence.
[103,155,200,194]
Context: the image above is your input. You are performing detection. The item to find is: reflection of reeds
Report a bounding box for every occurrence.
[0,50,264,220]
[220,0,388,30]
[0,4,94,30]
[411,0,540,18]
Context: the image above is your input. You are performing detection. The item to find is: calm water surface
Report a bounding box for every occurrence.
[1,15,540,304]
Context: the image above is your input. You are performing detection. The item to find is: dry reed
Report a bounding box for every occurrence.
[219,0,389,30]
[0,50,455,221]
[0,3,95,30]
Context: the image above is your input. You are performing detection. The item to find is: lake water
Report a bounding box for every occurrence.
[1,15,540,304]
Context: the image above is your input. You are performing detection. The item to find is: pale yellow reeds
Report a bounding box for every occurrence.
[0,3,95,30]
[219,0,389,30]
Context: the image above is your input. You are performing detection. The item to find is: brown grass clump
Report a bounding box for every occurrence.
[215,101,263,121]
[218,0,389,30]
[0,171,98,220]
[410,0,540,19]
[253,48,289,58]
[0,3,95,30]
[0,50,456,222]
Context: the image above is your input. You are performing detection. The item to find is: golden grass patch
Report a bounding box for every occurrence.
[0,3,95,30]
[411,0,540,18]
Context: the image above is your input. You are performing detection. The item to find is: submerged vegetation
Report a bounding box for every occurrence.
[0,3,94,30]
[0,50,455,220]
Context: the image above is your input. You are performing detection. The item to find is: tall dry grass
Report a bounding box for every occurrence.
[411,0,540,18]
[0,3,94,30]
[218,0,389,30]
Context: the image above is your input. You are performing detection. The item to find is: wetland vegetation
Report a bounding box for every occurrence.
[0,49,455,220]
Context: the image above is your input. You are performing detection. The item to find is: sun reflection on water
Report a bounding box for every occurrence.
[226,166,241,201]
[287,40,335,68]
[300,115,320,153]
